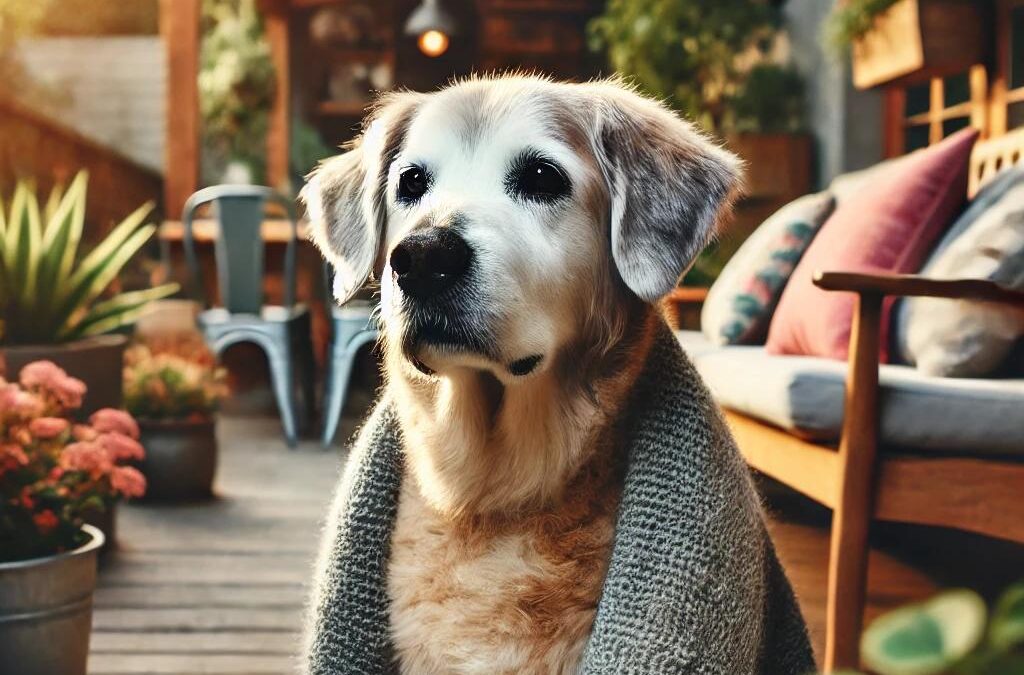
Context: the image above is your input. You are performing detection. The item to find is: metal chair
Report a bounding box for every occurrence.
[321,264,379,447]
[181,185,315,448]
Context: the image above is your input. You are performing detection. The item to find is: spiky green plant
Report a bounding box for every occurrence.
[0,171,178,345]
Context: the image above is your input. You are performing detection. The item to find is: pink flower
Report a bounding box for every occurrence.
[29,417,70,439]
[90,408,140,440]
[19,361,87,410]
[60,441,112,475]
[72,424,98,442]
[97,432,145,462]
[110,466,146,498]
[0,384,44,417]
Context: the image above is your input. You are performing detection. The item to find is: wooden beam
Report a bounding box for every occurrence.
[160,0,201,220]
[262,0,291,192]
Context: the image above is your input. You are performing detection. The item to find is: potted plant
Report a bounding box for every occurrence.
[123,335,227,500]
[824,580,1024,675]
[828,0,986,90]
[0,172,179,415]
[0,361,146,675]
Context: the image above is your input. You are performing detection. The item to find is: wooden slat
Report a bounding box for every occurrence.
[87,653,295,674]
[725,411,840,509]
[94,584,304,609]
[262,0,291,191]
[93,607,300,632]
[91,631,299,654]
[99,552,312,586]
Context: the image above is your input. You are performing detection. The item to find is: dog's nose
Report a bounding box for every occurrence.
[390,228,471,300]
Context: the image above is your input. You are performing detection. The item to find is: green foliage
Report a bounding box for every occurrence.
[0,171,178,345]
[731,63,806,134]
[587,0,801,133]
[835,582,1024,675]
[199,0,276,183]
[826,0,902,51]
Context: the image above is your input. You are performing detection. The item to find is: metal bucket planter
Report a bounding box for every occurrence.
[0,524,104,675]
[2,335,128,417]
[138,418,218,501]
[83,504,117,554]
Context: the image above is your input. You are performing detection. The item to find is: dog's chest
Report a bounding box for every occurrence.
[386,466,621,675]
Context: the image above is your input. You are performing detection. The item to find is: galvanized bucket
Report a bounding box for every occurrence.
[0,524,104,675]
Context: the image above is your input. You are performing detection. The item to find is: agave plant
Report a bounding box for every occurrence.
[0,171,178,345]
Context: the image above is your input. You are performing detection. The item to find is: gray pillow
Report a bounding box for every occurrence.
[896,166,1024,376]
[702,191,835,345]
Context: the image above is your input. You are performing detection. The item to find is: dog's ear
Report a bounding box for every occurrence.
[585,82,742,303]
[301,92,422,303]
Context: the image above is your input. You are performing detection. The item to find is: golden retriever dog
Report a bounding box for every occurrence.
[303,75,744,674]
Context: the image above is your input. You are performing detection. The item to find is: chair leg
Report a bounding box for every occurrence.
[321,344,357,447]
[266,345,299,448]
[824,292,884,672]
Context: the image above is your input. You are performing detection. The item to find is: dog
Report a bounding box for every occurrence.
[303,75,742,674]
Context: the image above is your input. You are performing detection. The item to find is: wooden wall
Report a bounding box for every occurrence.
[0,96,164,233]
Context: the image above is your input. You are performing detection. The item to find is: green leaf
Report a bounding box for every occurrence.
[54,223,156,335]
[862,590,987,675]
[61,283,179,340]
[37,172,88,315]
[990,582,1024,651]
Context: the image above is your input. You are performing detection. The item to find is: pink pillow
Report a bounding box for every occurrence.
[765,128,979,363]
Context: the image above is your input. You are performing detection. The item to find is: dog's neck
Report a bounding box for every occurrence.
[385,309,657,519]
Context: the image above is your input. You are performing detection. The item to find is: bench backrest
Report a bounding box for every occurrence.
[969,126,1024,197]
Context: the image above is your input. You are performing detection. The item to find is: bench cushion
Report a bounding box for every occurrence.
[677,330,1024,455]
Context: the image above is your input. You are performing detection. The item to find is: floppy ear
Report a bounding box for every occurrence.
[587,82,743,303]
[300,92,423,303]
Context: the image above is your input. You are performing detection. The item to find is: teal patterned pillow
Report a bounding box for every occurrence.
[702,192,835,345]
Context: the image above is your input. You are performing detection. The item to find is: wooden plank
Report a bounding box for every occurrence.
[160,0,201,219]
[88,653,295,674]
[90,631,299,654]
[93,607,300,632]
[725,411,840,509]
[94,584,304,609]
[98,552,313,586]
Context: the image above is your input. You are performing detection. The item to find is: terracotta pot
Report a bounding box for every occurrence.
[138,418,218,501]
[0,525,104,675]
[2,334,128,417]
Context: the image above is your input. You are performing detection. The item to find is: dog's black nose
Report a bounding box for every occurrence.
[390,228,471,300]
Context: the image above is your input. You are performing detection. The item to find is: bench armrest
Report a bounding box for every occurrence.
[813,271,1024,306]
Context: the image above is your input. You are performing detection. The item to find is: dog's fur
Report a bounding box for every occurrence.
[304,75,741,674]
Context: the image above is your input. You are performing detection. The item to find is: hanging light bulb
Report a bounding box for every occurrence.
[404,0,458,58]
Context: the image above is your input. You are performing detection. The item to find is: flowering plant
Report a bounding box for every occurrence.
[0,361,146,562]
[123,335,228,422]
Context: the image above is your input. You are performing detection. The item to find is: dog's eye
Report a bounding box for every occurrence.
[511,159,570,203]
[397,166,429,203]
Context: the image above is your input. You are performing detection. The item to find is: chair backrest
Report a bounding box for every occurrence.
[969,127,1024,198]
[181,185,298,314]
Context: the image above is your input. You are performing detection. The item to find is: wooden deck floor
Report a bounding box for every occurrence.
[87,410,1024,673]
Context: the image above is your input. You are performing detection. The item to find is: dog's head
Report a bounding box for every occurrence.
[304,76,740,383]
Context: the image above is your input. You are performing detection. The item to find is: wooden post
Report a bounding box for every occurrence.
[160,0,201,220]
[824,292,883,672]
[262,0,291,192]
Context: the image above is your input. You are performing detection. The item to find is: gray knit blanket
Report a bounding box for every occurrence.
[304,325,815,674]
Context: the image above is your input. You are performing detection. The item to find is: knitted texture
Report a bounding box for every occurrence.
[304,325,815,674]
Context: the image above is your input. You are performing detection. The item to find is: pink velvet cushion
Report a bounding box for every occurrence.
[765,128,979,363]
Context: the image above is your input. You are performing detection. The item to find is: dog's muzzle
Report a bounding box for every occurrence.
[389,227,471,301]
